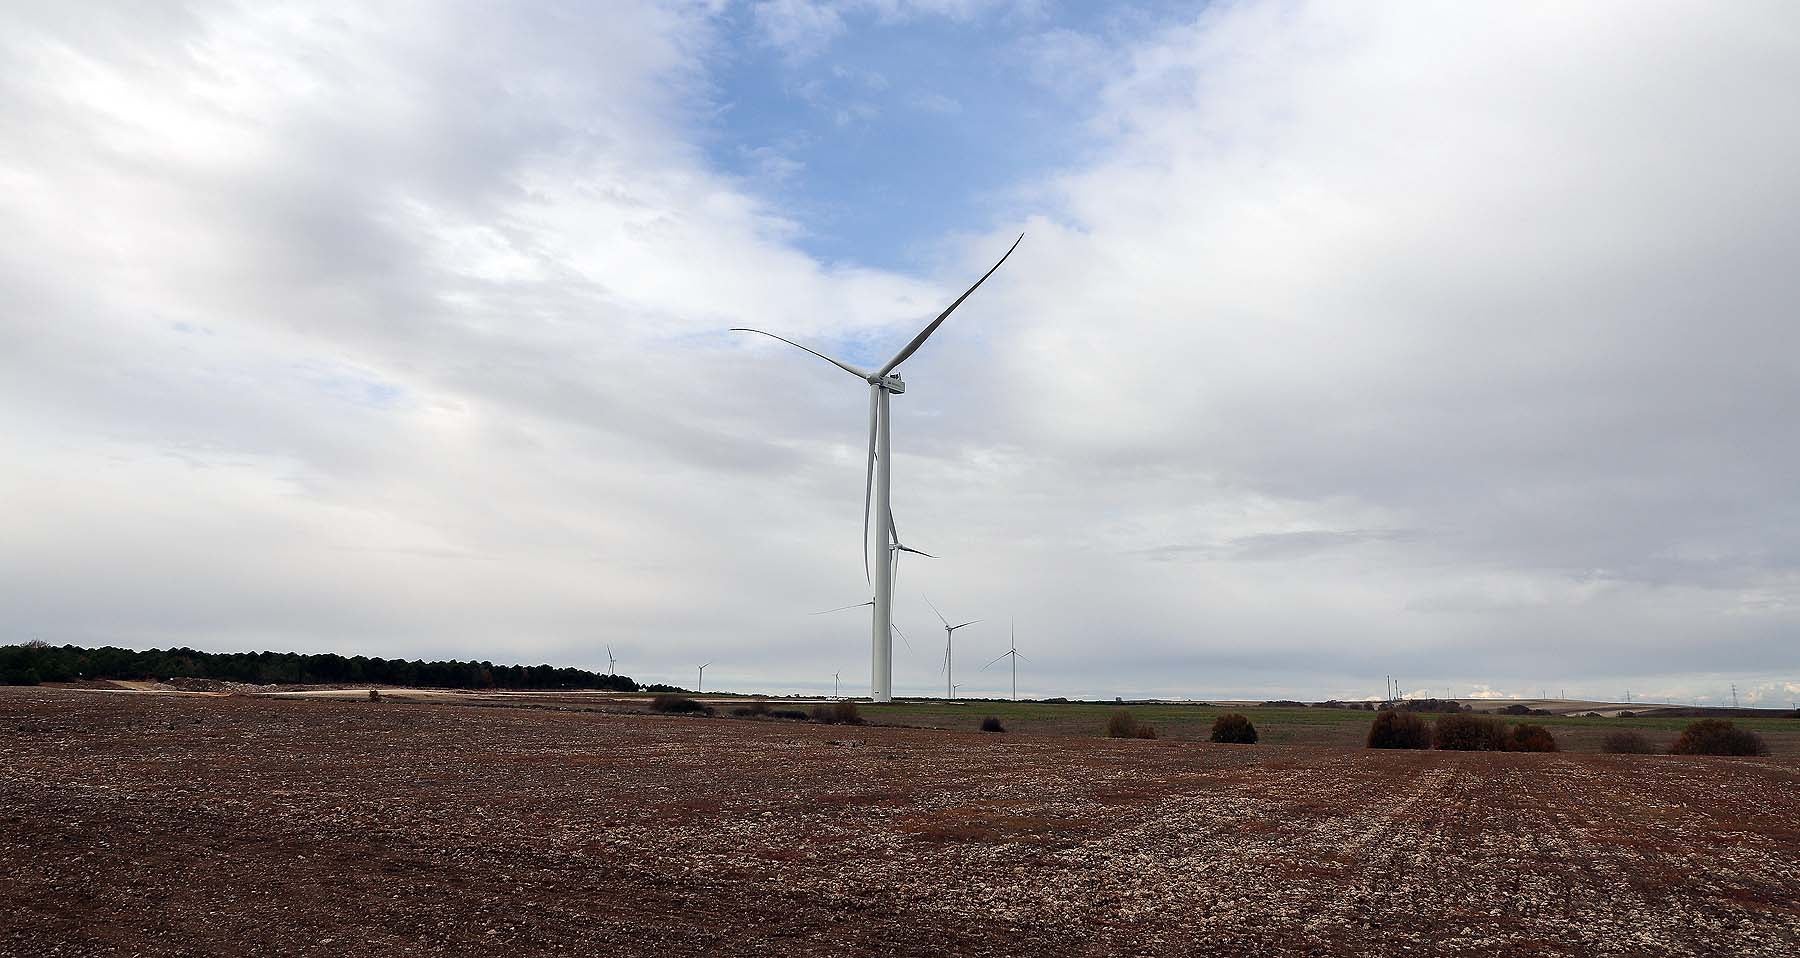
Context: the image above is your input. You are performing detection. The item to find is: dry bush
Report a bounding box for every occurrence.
[810,701,864,725]
[1397,698,1469,713]
[1105,710,1141,738]
[366,689,382,703]
[1209,713,1258,744]
[1367,711,1430,749]
[1433,713,1507,751]
[979,716,1005,733]
[1505,723,1559,752]
[769,708,808,720]
[1133,724,1158,740]
[651,694,709,714]
[1601,730,1658,754]
[1668,719,1769,756]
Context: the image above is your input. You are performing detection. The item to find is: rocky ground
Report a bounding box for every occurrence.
[2,687,1796,957]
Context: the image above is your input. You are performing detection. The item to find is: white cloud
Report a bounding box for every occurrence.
[2,1,1796,700]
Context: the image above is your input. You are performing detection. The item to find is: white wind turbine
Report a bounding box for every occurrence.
[696,661,712,693]
[926,596,979,701]
[606,644,617,675]
[981,620,1028,701]
[734,235,1022,703]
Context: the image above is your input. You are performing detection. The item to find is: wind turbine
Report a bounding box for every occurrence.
[606,644,617,675]
[697,661,712,693]
[733,235,1022,703]
[981,620,1028,701]
[926,596,979,701]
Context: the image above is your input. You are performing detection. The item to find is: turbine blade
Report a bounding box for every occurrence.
[891,622,915,654]
[979,651,1010,670]
[894,544,935,558]
[951,619,982,631]
[732,328,873,380]
[874,234,1023,378]
[812,600,874,615]
[924,595,949,628]
[863,387,877,584]
[1013,651,1030,662]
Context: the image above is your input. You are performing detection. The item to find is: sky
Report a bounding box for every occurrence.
[2,1,1797,706]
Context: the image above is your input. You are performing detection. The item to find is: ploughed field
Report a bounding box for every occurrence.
[3,689,1797,957]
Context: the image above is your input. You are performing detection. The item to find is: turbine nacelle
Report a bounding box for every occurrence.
[877,373,905,394]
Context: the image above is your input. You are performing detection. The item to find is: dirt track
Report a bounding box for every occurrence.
[2,688,1796,957]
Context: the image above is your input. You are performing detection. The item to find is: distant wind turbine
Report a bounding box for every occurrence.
[697,661,712,693]
[733,235,1023,702]
[981,621,1028,701]
[926,596,979,701]
[606,644,617,675]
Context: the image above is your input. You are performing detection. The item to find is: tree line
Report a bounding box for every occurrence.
[0,641,637,691]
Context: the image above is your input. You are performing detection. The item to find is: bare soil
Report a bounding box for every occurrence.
[2,687,1796,957]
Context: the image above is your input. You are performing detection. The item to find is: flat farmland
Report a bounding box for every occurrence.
[2,689,1797,957]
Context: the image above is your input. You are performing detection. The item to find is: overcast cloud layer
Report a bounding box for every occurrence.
[2,1,1796,705]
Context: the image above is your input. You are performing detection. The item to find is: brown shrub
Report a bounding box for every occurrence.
[810,700,864,725]
[1433,713,1507,751]
[651,694,709,714]
[1133,724,1158,740]
[1505,723,1559,752]
[1367,711,1430,749]
[1105,710,1141,738]
[979,716,1005,733]
[1668,719,1769,756]
[1601,730,1658,754]
[1209,713,1258,744]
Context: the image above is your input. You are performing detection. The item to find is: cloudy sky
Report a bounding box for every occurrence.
[3,1,1796,705]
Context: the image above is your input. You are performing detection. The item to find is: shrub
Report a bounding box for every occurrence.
[769,709,809,720]
[1601,730,1658,754]
[650,694,708,714]
[1209,713,1258,744]
[1105,710,1142,738]
[1259,700,1307,709]
[1133,724,1158,740]
[810,701,864,725]
[1367,711,1430,749]
[366,689,382,703]
[979,716,1005,733]
[1398,698,1469,713]
[1506,723,1559,752]
[1433,713,1507,751]
[1668,719,1769,756]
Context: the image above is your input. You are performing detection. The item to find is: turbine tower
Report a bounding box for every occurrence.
[697,661,712,693]
[734,235,1022,702]
[981,620,1028,700]
[926,596,979,701]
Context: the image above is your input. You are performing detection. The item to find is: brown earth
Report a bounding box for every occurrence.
[2,687,1796,957]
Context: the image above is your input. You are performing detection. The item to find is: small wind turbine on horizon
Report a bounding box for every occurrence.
[606,644,617,675]
[981,620,1028,701]
[697,661,712,693]
[733,235,1023,703]
[926,596,979,701]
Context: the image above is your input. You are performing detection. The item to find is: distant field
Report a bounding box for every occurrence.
[859,699,1800,756]
[3,687,1797,957]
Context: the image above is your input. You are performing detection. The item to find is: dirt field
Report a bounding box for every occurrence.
[3,688,1797,957]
